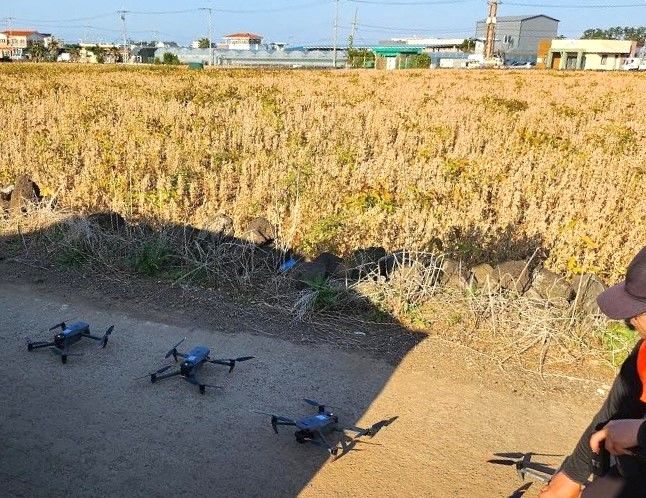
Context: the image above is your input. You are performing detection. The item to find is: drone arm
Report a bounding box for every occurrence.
[316,430,338,455]
[520,466,553,483]
[28,341,56,350]
[208,356,253,373]
[152,369,181,381]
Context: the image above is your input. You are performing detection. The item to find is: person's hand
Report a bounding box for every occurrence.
[537,471,582,498]
[590,419,645,456]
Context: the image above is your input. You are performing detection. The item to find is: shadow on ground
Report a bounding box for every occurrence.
[0,213,428,497]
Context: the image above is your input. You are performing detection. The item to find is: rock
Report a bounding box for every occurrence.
[87,212,127,232]
[494,259,534,294]
[202,214,234,238]
[195,214,234,243]
[388,260,426,293]
[9,175,41,214]
[292,260,328,289]
[440,258,470,290]
[346,246,387,279]
[244,217,277,245]
[531,267,574,306]
[0,185,13,210]
[312,252,343,276]
[470,263,499,289]
[572,274,606,316]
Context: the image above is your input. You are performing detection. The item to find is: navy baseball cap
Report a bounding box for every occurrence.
[597,246,646,320]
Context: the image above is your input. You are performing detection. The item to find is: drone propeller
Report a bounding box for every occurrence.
[101,326,114,348]
[208,356,254,373]
[493,452,562,459]
[303,398,340,413]
[48,321,67,332]
[164,337,186,360]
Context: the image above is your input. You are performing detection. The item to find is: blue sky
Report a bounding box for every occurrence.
[2,1,645,46]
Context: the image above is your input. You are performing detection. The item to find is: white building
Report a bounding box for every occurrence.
[547,39,637,70]
[387,38,466,53]
[220,33,263,51]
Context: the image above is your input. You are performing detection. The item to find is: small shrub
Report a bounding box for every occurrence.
[600,322,638,367]
[132,240,172,276]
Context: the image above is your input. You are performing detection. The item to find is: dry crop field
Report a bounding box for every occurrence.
[0,64,644,280]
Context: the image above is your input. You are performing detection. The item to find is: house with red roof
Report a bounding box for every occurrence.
[0,30,52,59]
[220,33,263,51]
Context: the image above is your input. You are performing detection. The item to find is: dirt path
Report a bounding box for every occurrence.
[0,281,609,497]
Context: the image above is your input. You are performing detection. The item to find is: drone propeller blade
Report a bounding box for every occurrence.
[235,356,255,362]
[48,322,66,331]
[494,452,562,459]
[488,459,518,466]
[101,326,114,348]
[164,337,186,359]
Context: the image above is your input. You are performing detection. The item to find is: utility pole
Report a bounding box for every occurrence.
[118,9,129,63]
[484,0,499,61]
[350,7,358,49]
[198,7,214,66]
[3,17,13,58]
[332,0,340,68]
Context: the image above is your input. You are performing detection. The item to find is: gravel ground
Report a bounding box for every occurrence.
[0,281,606,497]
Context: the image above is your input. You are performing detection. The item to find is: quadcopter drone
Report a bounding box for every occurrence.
[26,321,114,364]
[488,452,558,483]
[147,338,254,394]
[255,398,397,456]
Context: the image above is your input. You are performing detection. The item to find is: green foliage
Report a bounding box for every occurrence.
[347,48,375,69]
[301,214,347,255]
[132,240,171,276]
[303,276,341,311]
[162,52,180,65]
[408,53,431,69]
[90,45,106,64]
[582,26,646,44]
[600,322,638,367]
[197,38,211,49]
[26,42,47,62]
[458,38,476,53]
[346,188,397,214]
[481,96,529,114]
[57,245,89,267]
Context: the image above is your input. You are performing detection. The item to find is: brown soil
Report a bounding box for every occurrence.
[0,259,612,497]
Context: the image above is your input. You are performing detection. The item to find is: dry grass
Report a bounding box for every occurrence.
[0,64,644,282]
[0,64,643,375]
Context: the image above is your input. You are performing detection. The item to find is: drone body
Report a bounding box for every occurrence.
[27,321,114,364]
[257,399,396,456]
[149,338,254,394]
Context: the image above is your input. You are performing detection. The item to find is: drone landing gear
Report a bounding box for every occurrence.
[295,430,310,444]
[199,384,206,395]
[61,354,67,364]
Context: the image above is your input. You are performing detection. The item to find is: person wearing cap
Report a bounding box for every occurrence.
[539,246,646,498]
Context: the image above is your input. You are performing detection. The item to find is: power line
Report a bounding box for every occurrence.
[506,2,645,7]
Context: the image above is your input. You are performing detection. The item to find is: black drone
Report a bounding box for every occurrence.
[147,338,254,394]
[488,452,558,483]
[255,398,397,456]
[26,321,114,364]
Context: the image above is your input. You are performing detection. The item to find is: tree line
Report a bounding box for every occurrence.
[581,26,646,45]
